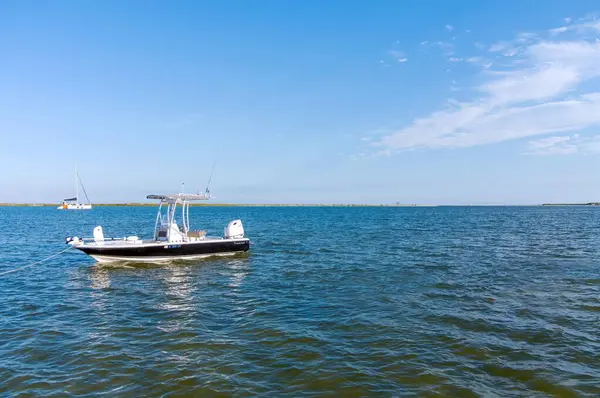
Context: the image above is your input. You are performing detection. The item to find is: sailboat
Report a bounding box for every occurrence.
[58,168,92,210]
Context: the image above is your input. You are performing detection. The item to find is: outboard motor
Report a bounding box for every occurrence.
[93,226,105,244]
[224,220,244,239]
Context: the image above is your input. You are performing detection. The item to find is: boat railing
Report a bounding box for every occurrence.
[74,236,137,243]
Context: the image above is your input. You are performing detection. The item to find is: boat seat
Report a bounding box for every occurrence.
[187,230,206,238]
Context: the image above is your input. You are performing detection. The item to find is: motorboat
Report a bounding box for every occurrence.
[66,192,250,263]
[58,168,92,210]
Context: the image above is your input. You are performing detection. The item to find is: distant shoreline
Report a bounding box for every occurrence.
[0,203,440,207]
[540,203,600,206]
[2,203,600,207]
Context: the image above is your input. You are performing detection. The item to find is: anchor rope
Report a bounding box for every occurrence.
[0,246,73,277]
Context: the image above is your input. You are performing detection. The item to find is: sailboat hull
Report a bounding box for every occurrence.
[57,204,92,210]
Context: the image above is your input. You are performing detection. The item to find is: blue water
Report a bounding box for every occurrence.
[0,206,599,396]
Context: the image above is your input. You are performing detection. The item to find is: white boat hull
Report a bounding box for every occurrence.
[72,237,250,263]
[58,204,92,210]
[90,251,241,264]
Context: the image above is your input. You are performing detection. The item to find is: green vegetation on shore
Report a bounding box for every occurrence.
[541,202,600,206]
[0,203,438,207]
[4,202,599,207]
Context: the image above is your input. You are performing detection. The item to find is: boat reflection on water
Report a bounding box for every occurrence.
[89,267,112,290]
[86,254,252,308]
[80,254,254,366]
[159,266,194,311]
[225,259,251,289]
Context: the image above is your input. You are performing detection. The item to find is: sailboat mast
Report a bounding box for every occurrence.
[75,167,79,205]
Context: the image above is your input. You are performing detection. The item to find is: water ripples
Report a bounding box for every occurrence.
[0,206,599,396]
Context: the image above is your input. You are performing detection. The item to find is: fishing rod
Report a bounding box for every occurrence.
[198,160,217,196]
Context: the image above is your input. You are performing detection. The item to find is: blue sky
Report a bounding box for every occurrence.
[3,1,600,204]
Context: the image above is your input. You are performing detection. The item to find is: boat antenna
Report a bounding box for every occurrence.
[200,160,217,196]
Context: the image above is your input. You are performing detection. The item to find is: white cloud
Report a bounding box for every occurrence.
[435,41,454,55]
[489,41,511,53]
[489,33,538,57]
[420,40,455,56]
[549,26,569,35]
[388,50,408,63]
[489,42,520,57]
[371,14,600,154]
[446,25,454,31]
[546,18,600,36]
[525,135,579,155]
[515,32,538,43]
[461,56,492,69]
[525,134,600,155]
[378,96,600,150]
[530,135,574,148]
[480,66,580,106]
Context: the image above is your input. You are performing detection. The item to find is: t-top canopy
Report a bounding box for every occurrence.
[147,193,210,202]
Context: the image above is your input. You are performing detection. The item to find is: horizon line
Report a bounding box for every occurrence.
[2,202,600,207]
